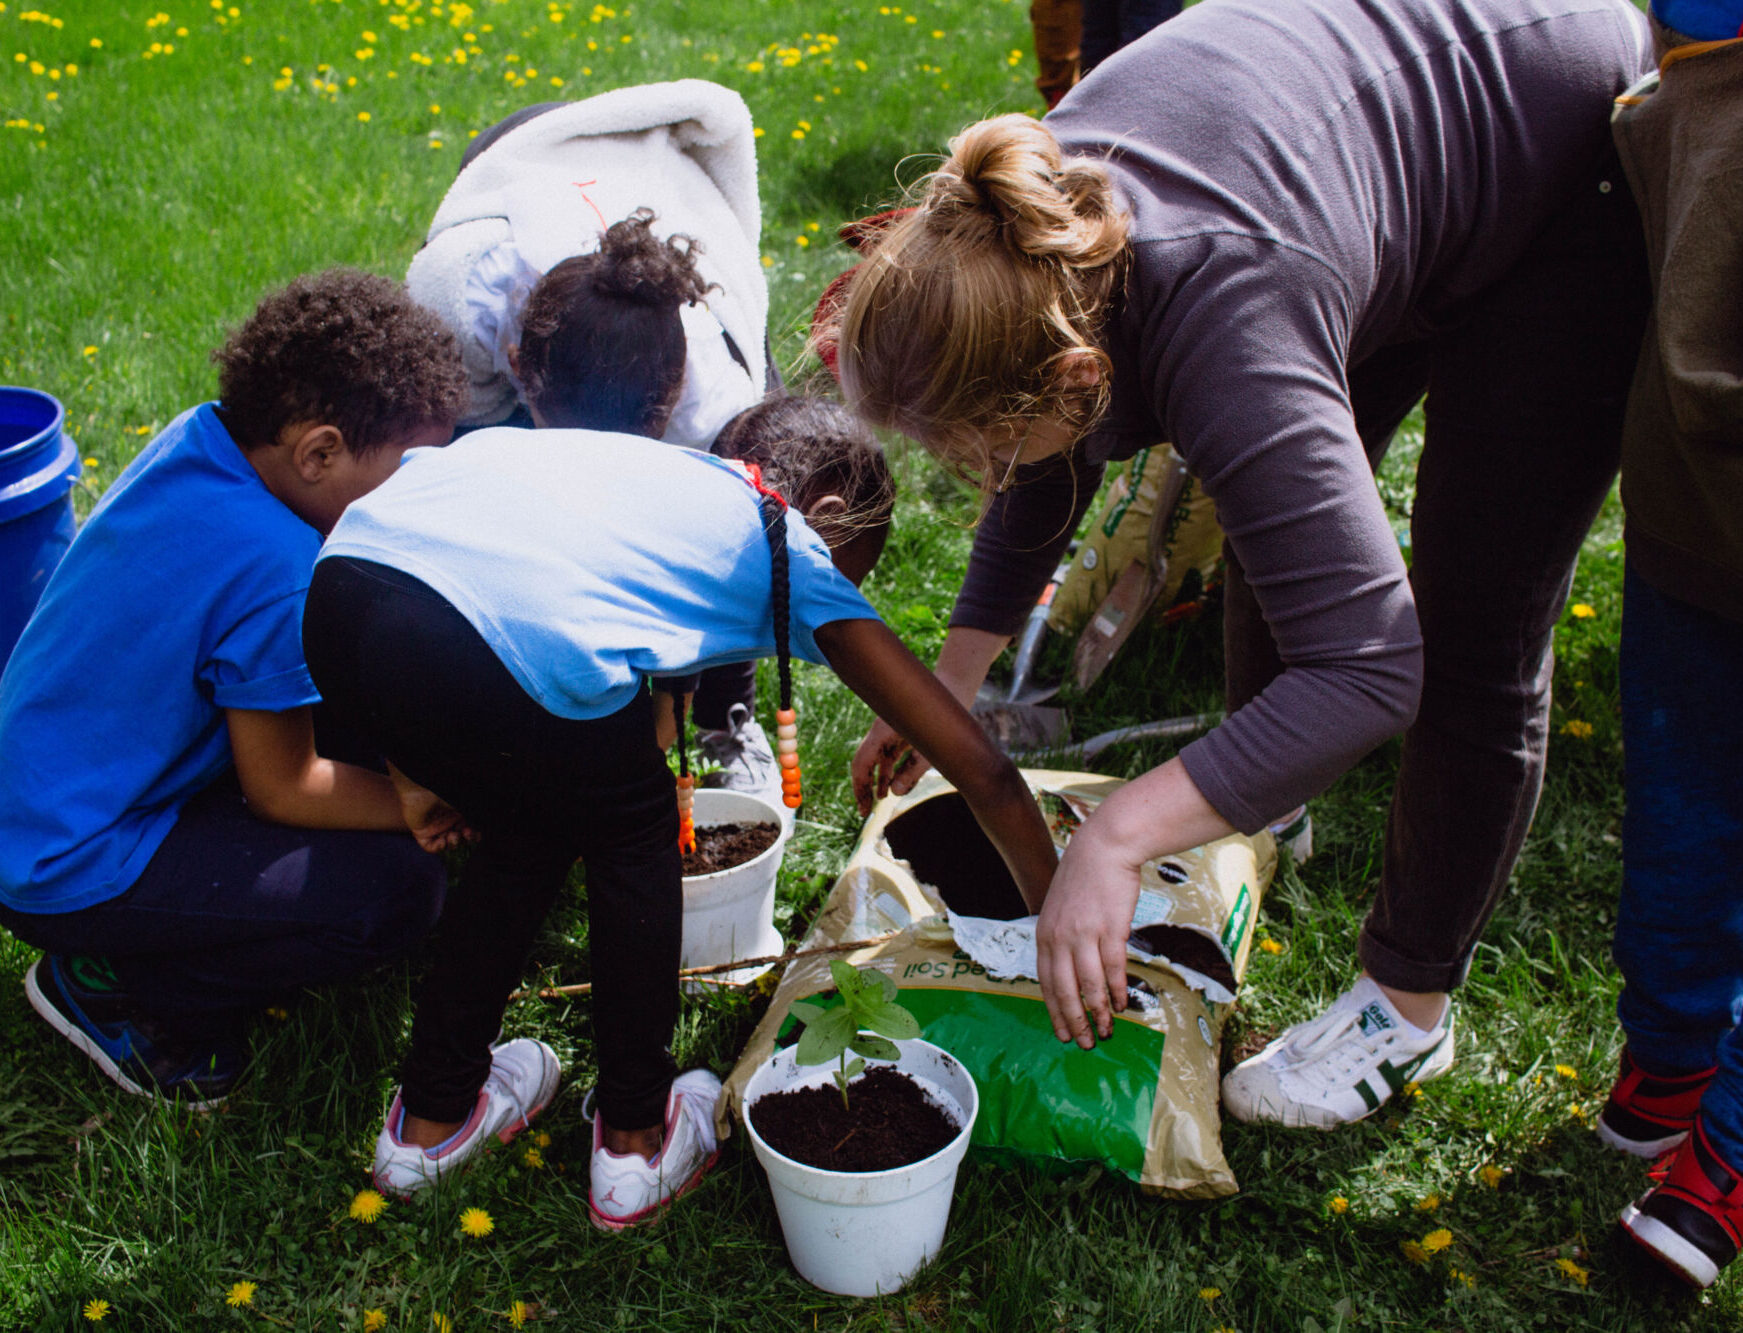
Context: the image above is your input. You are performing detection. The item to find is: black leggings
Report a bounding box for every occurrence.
[303,557,682,1128]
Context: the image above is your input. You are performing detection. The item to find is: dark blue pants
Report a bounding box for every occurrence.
[1615,564,1743,1167]
[0,778,445,1044]
[1079,0,1181,74]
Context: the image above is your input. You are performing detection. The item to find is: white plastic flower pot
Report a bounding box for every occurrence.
[743,1037,979,1297]
[680,788,789,990]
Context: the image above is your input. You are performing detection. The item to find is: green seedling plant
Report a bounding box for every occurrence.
[789,960,921,1108]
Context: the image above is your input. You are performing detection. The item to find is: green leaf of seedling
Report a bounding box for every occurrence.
[848,1033,901,1062]
[829,958,867,1001]
[859,997,921,1041]
[787,1000,827,1025]
[867,969,898,1003]
[794,1004,856,1066]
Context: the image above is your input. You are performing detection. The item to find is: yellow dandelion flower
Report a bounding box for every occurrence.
[794,235,809,247]
[431,139,445,149]
[1258,938,1283,954]
[82,1301,111,1323]
[533,1131,551,1148]
[1404,1080,1422,1097]
[83,457,97,467]
[1480,1165,1505,1189]
[1421,1228,1454,1255]
[358,111,372,122]
[753,126,764,138]
[1555,1256,1590,1287]
[790,129,805,140]
[226,1281,257,1308]
[507,1301,532,1328]
[522,1147,543,1168]
[1570,603,1596,619]
[1329,1196,1349,1214]
[91,37,103,47]
[1450,1267,1476,1289]
[459,1206,494,1238]
[1561,718,1594,739]
[745,59,763,71]
[807,221,821,232]
[265,1005,289,1020]
[363,1310,388,1332]
[1199,1287,1221,1301]
[1570,1102,1587,1121]
[350,1189,388,1223]
[760,255,774,268]
[1401,1239,1430,1265]
[83,345,97,356]
[1555,1063,1577,1079]
[1416,1193,1441,1213]
[433,1315,452,1333]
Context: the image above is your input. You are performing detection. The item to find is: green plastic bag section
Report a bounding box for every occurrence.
[777,988,1163,1181]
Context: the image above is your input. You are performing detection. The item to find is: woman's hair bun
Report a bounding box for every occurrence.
[929,113,1124,269]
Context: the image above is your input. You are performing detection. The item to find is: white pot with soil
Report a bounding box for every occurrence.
[742,1034,980,1297]
[680,788,788,989]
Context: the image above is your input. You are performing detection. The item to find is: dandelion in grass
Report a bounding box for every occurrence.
[1416,1193,1441,1213]
[1421,1228,1453,1255]
[1450,1267,1476,1289]
[1258,938,1282,954]
[1555,1256,1590,1287]
[1329,1196,1349,1214]
[1555,1064,1577,1079]
[350,1189,388,1223]
[363,1310,388,1332]
[1401,1239,1430,1265]
[1198,1287,1221,1301]
[1403,1080,1422,1097]
[82,1300,111,1323]
[1570,603,1596,619]
[522,1146,543,1169]
[533,1131,550,1148]
[433,1314,453,1333]
[1561,718,1594,739]
[459,1206,494,1238]
[507,1300,533,1327]
[226,1281,257,1308]
[83,346,97,356]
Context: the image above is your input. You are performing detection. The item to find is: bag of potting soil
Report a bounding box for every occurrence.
[1046,443,1223,638]
[720,769,1275,1198]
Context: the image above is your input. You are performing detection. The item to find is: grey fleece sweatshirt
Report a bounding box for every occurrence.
[952,0,1650,833]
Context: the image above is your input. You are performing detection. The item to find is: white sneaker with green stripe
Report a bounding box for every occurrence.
[1221,977,1454,1129]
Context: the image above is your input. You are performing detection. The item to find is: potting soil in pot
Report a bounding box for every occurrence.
[681,820,779,876]
[749,1065,960,1172]
[721,769,1275,1198]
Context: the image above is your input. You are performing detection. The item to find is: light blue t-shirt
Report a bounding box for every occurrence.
[0,404,325,914]
[320,427,879,720]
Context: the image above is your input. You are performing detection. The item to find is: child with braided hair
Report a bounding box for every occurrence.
[302,366,1051,1227]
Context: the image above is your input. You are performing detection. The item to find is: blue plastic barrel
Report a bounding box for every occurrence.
[0,387,82,669]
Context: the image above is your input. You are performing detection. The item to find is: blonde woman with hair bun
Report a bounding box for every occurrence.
[832,0,1654,1134]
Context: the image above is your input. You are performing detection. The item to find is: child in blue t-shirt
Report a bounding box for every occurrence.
[304,239,1059,1230]
[0,270,469,1107]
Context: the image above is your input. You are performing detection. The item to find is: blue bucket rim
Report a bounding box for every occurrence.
[0,386,80,521]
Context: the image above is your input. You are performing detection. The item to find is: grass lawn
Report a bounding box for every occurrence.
[1,0,1724,1330]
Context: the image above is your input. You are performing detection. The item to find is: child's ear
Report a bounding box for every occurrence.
[284,423,347,483]
[507,345,521,381]
[1057,349,1102,391]
[804,494,850,527]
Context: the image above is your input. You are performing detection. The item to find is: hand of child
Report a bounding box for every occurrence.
[1035,823,1139,1050]
[387,763,477,853]
[851,717,931,813]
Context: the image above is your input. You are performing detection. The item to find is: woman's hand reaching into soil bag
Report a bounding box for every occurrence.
[1036,758,1237,1048]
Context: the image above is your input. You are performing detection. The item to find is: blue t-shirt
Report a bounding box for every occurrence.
[1653,0,1742,38]
[320,427,879,720]
[0,404,324,914]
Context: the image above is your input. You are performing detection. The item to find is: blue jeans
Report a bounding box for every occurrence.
[0,778,445,1044]
[1615,564,1743,1167]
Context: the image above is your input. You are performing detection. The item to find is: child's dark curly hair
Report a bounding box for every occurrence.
[517,208,714,436]
[212,269,466,455]
[713,394,895,575]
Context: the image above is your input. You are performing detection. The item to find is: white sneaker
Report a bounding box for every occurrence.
[587,1069,722,1231]
[372,1037,562,1197]
[1266,806,1314,863]
[1221,977,1454,1129]
[698,703,791,830]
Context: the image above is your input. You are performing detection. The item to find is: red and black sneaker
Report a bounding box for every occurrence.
[1596,1047,1714,1158]
[1620,1118,1743,1289]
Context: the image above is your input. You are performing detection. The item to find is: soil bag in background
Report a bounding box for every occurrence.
[720,769,1275,1198]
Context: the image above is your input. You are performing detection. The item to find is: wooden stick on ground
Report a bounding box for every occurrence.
[512,929,906,1000]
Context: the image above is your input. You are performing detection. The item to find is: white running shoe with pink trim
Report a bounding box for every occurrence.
[588,1069,722,1231]
[372,1037,561,1198]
